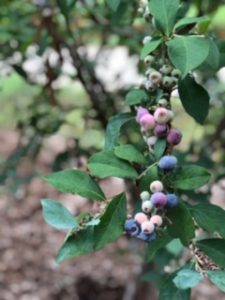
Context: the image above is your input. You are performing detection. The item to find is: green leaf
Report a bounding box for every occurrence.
[199,39,220,71]
[125,89,149,106]
[146,230,172,262]
[149,0,180,36]
[105,113,134,150]
[196,239,225,269]
[173,165,211,190]
[167,36,210,76]
[139,164,158,191]
[106,0,120,11]
[189,203,225,239]
[41,199,78,230]
[56,227,95,263]
[173,268,202,290]
[56,193,127,263]
[207,271,225,292]
[88,150,138,179]
[174,16,210,31]
[141,38,162,59]
[43,169,105,201]
[94,193,127,249]
[159,273,191,300]
[166,239,184,256]
[154,139,167,160]
[114,144,146,165]
[166,203,195,246]
[178,75,210,124]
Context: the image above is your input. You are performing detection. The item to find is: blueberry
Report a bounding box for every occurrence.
[140,191,150,201]
[124,219,141,237]
[159,155,177,171]
[136,107,149,123]
[150,192,167,208]
[166,194,179,208]
[154,124,168,138]
[167,128,182,146]
[138,231,157,242]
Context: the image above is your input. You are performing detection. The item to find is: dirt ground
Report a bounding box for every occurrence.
[1,130,225,300]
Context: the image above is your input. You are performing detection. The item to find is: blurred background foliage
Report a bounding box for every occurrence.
[0,0,225,199]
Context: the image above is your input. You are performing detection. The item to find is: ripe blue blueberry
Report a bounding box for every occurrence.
[124,219,141,237]
[159,155,177,171]
[166,194,179,208]
[138,231,157,242]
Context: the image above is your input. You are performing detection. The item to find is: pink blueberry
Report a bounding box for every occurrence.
[136,107,149,122]
[140,113,155,130]
[154,124,168,138]
[141,221,155,234]
[150,180,164,193]
[154,107,169,124]
[134,212,148,224]
[150,192,167,208]
[167,128,182,145]
[150,215,163,226]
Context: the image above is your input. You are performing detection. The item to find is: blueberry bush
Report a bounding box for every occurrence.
[3,0,224,298]
[41,1,225,296]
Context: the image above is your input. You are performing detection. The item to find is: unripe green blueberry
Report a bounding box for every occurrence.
[144,11,151,21]
[150,180,164,193]
[140,191,150,201]
[142,201,154,213]
[137,7,145,14]
[158,98,168,107]
[149,71,162,85]
[135,212,148,224]
[162,76,173,88]
[144,80,156,92]
[150,215,163,226]
[145,68,156,76]
[166,110,175,121]
[142,36,152,45]
[171,76,178,86]
[171,68,182,79]
[160,64,172,75]
[141,220,155,234]
[144,55,154,65]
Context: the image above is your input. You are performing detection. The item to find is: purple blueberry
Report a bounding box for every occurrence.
[150,192,167,208]
[167,128,182,145]
[159,155,177,171]
[166,194,179,208]
[154,124,168,138]
[138,231,157,242]
[124,219,141,237]
[136,107,149,123]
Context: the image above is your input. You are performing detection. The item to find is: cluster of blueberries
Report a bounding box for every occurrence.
[125,155,179,242]
[136,105,182,152]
